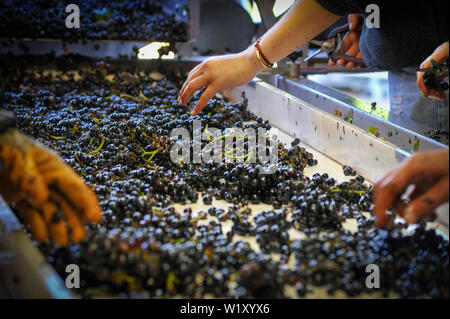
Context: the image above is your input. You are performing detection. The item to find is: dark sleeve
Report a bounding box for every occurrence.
[315,0,449,70]
[315,0,367,16]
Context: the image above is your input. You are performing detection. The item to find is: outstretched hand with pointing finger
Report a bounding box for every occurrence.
[178,48,262,116]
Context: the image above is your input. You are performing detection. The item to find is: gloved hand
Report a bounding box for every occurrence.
[0,117,101,245]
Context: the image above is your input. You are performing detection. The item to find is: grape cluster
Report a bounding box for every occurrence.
[1,61,448,299]
[290,222,449,298]
[254,209,291,255]
[0,0,187,42]
[291,173,372,234]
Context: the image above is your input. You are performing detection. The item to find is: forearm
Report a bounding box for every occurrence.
[248,0,340,65]
[178,0,341,114]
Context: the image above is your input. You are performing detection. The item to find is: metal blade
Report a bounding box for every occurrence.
[304,48,323,62]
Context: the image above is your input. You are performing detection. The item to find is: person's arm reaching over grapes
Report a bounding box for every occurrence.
[178,0,340,115]
[373,149,449,228]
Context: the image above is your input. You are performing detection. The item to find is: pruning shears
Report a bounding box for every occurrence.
[306,23,366,67]
[417,58,449,91]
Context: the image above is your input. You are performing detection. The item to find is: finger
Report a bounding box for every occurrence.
[375,170,396,188]
[373,166,417,228]
[433,89,447,101]
[428,88,447,100]
[346,61,355,68]
[179,72,202,101]
[419,56,433,69]
[179,73,204,105]
[188,62,204,78]
[17,202,48,242]
[328,59,336,66]
[337,59,346,66]
[344,41,360,59]
[425,42,449,64]
[50,190,86,243]
[41,201,69,246]
[50,188,87,225]
[184,63,204,86]
[179,75,210,106]
[403,177,450,224]
[179,64,204,99]
[2,149,27,200]
[408,184,426,202]
[373,170,396,227]
[31,147,101,222]
[58,177,101,222]
[1,144,19,176]
[348,14,361,31]
[392,198,407,217]
[191,85,218,116]
[22,156,49,205]
[2,145,48,205]
[416,72,430,98]
[437,90,447,100]
[341,31,358,55]
[44,169,101,222]
[417,58,433,98]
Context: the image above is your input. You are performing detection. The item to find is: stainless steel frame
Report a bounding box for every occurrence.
[0,0,198,59]
[225,77,448,225]
[0,59,447,298]
[256,74,447,153]
[0,197,72,298]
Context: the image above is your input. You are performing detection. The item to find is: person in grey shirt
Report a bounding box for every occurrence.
[178,0,449,229]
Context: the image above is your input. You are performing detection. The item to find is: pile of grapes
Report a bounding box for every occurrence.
[0,61,448,299]
[0,0,187,42]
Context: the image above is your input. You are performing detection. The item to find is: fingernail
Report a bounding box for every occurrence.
[403,207,416,224]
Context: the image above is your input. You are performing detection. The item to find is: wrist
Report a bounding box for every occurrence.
[243,45,265,74]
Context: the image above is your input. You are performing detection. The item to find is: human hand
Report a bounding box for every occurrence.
[0,127,102,245]
[417,41,449,100]
[178,47,262,116]
[373,149,449,228]
[328,14,363,68]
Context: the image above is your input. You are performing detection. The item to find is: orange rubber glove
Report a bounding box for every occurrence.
[0,127,101,245]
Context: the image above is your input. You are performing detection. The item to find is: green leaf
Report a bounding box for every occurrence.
[94,7,112,25]
[413,137,420,152]
[345,109,353,124]
[166,272,180,293]
[368,126,379,136]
